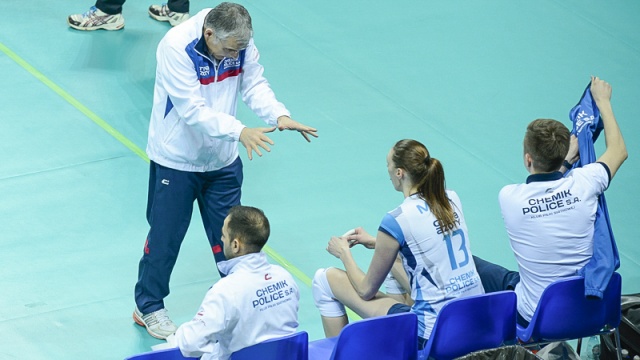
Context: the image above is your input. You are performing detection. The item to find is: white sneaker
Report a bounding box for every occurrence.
[133,307,177,339]
[67,6,124,31]
[148,4,190,26]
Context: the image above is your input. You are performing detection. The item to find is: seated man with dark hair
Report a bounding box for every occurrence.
[173,205,299,360]
[474,76,627,326]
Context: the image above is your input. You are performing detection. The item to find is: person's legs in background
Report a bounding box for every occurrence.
[68,0,190,31]
[67,0,126,31]
[167,0,189,13]
[148,0,190,27]
[95,0,127,14]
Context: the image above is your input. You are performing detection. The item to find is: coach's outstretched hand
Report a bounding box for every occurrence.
[277,116,318,142]
[239,126,276,160]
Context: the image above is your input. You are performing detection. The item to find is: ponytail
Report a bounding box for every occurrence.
[392,140,456,233]
[416,158,456,233]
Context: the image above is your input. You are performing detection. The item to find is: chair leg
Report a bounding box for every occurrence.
[613,329,623,360]
[576,337,582,356]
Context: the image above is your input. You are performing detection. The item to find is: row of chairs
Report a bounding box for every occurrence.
[126,273,623,360]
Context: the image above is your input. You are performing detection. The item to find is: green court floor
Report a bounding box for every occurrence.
[1,0,639,358]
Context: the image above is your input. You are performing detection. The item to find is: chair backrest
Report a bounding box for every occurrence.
[125,332,308,360]
[522,272,622,341]
[329,312,418,360]
[124,347,195,360]
[422,291,517,360]
[230,331,309,360]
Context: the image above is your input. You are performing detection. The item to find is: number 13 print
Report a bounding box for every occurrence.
[443,229,469,270]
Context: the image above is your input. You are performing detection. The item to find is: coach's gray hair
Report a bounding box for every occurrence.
[204,2,253,48]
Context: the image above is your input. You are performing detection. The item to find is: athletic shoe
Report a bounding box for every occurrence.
[67,6,125,31]
[133,307,177,339]
[148,4,190,26]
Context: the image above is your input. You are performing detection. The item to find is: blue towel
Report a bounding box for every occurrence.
[566,83,620,298]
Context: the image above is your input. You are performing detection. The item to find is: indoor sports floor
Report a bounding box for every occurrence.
[1,0,639,358]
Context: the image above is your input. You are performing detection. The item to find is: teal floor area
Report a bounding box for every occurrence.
[1,0,639,358]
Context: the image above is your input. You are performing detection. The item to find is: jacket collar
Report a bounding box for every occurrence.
[217,252,268,276]
[194,35,214,62]
[526,171,563,184]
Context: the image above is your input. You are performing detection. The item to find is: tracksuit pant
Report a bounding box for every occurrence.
[135,158,242,314]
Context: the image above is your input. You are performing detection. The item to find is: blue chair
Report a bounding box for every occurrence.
[124,347,195,360]
[308,312,418,360]
[420,291,517,360]
[230,331,308,360]
[517,273,622,360]
[125,332,308,360]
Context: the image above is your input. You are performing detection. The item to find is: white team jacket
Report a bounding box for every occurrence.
[175,252,299,360]
[146,9,290,172]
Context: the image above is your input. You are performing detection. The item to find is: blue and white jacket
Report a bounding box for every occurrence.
[147,9,290,172]
[175,252,299,360]
[568,83,620,298]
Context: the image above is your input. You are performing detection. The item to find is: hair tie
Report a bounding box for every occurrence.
[424,156,431,165]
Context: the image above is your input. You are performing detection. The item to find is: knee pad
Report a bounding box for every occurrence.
[312,268,346,317]
[383,272,407,295]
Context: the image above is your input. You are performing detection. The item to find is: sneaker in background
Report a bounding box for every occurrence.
[133,307,178,340]
[148,3,190,26]
[67,6,125,31]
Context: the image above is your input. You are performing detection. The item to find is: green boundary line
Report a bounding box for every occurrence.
[262,247,312,287]
[0,42,149,162]
[1,40,360,320]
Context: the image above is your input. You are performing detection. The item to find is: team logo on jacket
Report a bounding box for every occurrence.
[252,280,295,310]
[199,66,210,77]
[223,58,241,69]
[574,110,595,134]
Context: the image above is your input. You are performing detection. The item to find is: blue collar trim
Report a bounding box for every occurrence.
[526,171,563,184]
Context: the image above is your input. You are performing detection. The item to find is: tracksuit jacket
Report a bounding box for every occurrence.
[175,252,299,360]
[146,8,290,172]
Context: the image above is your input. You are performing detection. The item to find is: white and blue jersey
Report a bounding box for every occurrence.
[499,163,610,321]
[378,192,484,341]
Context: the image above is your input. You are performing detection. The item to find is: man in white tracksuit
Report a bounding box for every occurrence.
[174,205,299,360]
[133,2,316,339]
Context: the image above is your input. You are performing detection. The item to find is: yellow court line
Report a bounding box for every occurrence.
[0,41,321,296]
[0,42,149,162]
[264,247,359,319]
[262,247,312,287]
